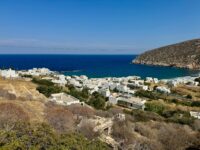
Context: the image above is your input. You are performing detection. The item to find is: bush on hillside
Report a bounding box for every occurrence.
[145,101,166,115]
[88,92,106,110]
[135,90,160,100]
[32,78,54,86]
[36,85,62,97]
[20,74,33,78]
[191,101,200,107]
[67,85,107,110]
[0,122,110,150]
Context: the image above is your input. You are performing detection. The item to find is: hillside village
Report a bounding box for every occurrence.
[0,68,200,149]
[1,68,200,120]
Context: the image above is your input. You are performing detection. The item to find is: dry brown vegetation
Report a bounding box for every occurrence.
[0,78,200,149]
[112,117,200,150]
[0,97,199,150]
[134,121,199,150]
[0,77,47,101]
[77,119,100,140]
[0,102,29,130]
[44,103,75,133]
[67,104,95,118]
[172,85,200,100]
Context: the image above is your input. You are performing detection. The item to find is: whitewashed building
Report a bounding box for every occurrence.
[156,86,171,94]
[190,111,200,119]
[99,88,111,97]
[117,96,146,110]
[49,93,81,106]
[52,75,67,86]
[0,69,19,78]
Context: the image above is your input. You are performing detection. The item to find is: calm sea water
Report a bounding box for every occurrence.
[0,55,199,79]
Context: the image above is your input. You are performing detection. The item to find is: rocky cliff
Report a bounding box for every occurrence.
[133,39,200,69]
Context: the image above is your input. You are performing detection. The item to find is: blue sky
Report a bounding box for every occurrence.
[0,0,200,54]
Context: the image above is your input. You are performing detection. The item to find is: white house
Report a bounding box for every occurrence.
[0,69,19,78]
[156,86,171,94]
[26,68,52,76]
[117,96,146,110]
[80,75,88,80]
[142,85,148,91]
[108,95,118,105]
[146,77,153,83]
[116,85,129,93]
[99,88,111,97]
[109,83,120,90]
[190,111,200,119]
[69,79,82,87]
[49,93,81,106]
[167,80,179,87]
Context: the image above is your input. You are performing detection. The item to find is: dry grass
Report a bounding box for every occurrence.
[0,78,48,123]
[0,77,47,101]
[0,100,46,123]
[172,85,200,100]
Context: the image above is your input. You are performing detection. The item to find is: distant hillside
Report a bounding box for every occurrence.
[133,39,200,69]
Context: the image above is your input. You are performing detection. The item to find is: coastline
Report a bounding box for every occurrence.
[0,54,199,79]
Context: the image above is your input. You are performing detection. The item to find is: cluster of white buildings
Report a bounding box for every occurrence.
[163,76,199,87]
[1,68,199,110]
[0,68,176,109]
[0,68,54,79]
[0,68,19,78]
[64,75,155,109]
[19,68,53,76]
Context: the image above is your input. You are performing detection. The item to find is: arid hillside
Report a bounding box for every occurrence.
[0,77,200,149]
[0,77,47,101]
[133,39,200,69]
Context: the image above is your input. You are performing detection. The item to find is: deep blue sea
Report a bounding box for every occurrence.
[0,55,199,79]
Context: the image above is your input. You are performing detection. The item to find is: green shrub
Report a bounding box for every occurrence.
[135,90,159,100]
[145,101,166,115]
[125,109,164,122]
[37,85,62,97]
[167,111,194,125]
[89,92,106,110]
[0,122,110,150]
[20,74,33,78]
[32,78,54,86]
[194,77,200,83]
[191,101,200,107]
[186,94,192,99]
[167,99,192,107]
[67,85,89,102]
[162,110,177,118]
[67,85,106,110]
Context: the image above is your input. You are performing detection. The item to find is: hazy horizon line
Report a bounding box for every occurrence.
[0,53,138,55]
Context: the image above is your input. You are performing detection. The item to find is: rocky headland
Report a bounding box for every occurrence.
[133,39,200,69]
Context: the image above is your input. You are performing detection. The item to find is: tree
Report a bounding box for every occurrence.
[88,92,106,110]
[32,78,54,86]
[145,101,166,115]
[36,85,62,97]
